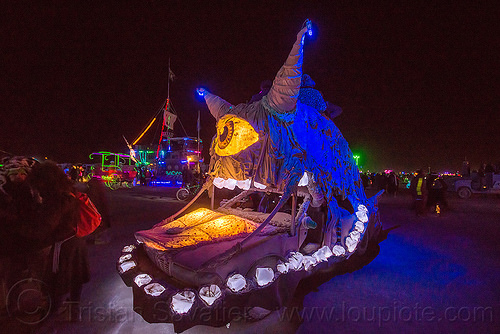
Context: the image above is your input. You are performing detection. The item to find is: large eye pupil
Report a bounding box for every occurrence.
[218,121,234,149]
[219,126,229,142]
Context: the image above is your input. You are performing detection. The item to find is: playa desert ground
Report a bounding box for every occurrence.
[4,186,499,334]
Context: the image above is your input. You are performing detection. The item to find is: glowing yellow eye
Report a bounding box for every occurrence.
[218,120,234,149]
[215,115,259,156]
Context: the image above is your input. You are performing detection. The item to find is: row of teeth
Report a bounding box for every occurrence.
[118,205,369,316]
[213,173,309,191]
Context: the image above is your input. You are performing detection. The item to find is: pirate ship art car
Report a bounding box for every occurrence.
[117,20,383,332]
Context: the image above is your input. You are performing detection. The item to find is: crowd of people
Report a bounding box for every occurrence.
[0,155,109,322]
[408,170,449,216]
[359,169,451,216]
[360,171,403,197]
[462,161,499,191]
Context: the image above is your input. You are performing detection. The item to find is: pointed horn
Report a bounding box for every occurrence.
[266,26,308,114]
[203,92,234,120]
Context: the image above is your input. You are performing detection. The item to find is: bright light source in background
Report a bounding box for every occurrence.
[353,155,360,166]
[306,19,313,36]
[196,87,208,98]
[303,19,317,44]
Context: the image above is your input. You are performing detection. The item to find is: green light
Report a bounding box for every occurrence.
[353,155,360,165]
[165,171,182,176]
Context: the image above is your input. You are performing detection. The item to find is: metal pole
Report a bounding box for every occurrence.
[197,110,200,173]
[167,58,170,100]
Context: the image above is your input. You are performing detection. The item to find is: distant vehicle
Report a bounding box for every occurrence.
[455,174,500,199]
[89,151,137,189]
[154,136,203,187]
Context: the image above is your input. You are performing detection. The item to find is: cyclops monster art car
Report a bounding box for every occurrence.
[117,20,383,332]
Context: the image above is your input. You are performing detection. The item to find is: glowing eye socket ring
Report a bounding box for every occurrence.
[218,120,234,149]
[214,115,259,156]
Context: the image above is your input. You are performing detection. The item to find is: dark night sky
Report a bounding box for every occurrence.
[1,1,498,172]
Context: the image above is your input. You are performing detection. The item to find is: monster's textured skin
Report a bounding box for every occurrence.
[202,24,368,229]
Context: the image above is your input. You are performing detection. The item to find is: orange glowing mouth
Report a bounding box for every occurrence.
[138,208,257,251]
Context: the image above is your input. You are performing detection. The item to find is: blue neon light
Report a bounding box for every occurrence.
[149,180,177,188]
[197,88,206,96]
[196,87,209,101]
